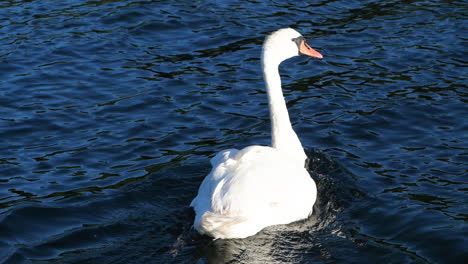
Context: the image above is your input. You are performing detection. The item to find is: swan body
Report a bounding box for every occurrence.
[191,28,323,239]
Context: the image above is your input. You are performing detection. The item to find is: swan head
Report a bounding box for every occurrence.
[262,28,323,66]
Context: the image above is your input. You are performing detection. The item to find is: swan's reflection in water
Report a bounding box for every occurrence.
[198,208,341,263]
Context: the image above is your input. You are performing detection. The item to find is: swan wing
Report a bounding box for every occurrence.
[212,146,315,220]
[190,148,239,212]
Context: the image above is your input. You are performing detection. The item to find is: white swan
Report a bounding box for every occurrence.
[191,28,323,239]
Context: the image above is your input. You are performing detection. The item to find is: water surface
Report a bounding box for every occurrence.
[0,0,467,263]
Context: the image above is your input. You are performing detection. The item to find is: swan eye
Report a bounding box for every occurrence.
[292,36,305,47]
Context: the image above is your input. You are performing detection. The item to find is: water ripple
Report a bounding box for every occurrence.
[0,0,466,263]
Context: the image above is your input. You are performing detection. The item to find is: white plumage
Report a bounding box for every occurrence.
[191,28,322,239]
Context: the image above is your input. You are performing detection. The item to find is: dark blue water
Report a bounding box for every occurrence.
[1,0,466,263]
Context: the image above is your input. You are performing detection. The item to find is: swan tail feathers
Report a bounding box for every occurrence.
[197,211,247,239]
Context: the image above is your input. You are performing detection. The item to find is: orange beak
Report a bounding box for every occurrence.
[299,40,323,59]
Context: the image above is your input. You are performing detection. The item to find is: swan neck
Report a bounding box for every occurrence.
[263,59,305,161]
[263,63,292,140]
